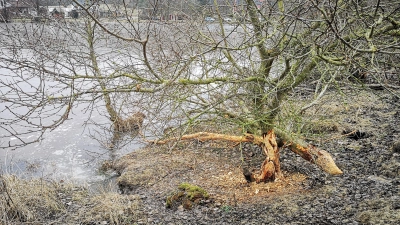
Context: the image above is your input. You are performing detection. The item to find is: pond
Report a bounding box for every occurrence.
[0,92,145,184]
[0,32,145,184]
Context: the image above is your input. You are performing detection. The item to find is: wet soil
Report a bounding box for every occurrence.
[110,89,400,224]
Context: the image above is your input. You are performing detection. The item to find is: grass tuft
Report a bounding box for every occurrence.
[80,193,144,225]
[0,175,65,223]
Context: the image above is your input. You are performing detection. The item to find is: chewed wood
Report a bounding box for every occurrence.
[153,130,343,178]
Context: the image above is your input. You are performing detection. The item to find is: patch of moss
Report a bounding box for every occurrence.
[166,183,209,209]
[178,182,209,199]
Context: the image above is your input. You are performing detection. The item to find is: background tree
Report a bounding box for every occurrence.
[0,0,399,181]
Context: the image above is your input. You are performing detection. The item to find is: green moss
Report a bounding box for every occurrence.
[166,183,209,209]
[178,182,209,199]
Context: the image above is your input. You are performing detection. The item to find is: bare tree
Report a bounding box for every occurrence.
[1,0,399,181]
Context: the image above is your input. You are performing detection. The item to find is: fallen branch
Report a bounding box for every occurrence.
[287,143,343,175]
[152,132,263,145]
[275,130,343,175]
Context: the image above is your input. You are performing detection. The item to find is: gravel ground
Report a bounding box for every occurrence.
[113,90,399,225]
[129,149,399,225]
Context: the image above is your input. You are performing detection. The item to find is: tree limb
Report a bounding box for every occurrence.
[152,131,343,176]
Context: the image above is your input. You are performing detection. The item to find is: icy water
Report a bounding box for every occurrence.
[0,39,145,184]
[0,100,144,183]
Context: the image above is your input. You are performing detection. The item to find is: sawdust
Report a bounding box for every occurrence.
[113,141,307,206]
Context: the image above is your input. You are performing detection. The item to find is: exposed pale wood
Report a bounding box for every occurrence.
[153,131,343,176]
[253,131,283,182]
[153,132,264,145]
[288,144,343,175]
[275,130,343,175]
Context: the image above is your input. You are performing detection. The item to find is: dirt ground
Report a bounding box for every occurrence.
[109,88,400,224]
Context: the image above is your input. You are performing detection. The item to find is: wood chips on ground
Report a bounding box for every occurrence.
[113,141,307,206]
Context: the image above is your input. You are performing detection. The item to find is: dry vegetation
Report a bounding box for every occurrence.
[0,175,146,224]
[280,88,392,143]
[0,175,65,222]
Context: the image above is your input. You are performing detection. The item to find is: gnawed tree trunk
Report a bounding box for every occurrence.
[153,130,342,182]
[252,131,282,182]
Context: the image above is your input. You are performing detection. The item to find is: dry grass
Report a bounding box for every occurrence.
[114,112,146,133]
[79,192,145,225]
[0,175,65,223]
[0,174,145,224]
[279,89,392,142]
